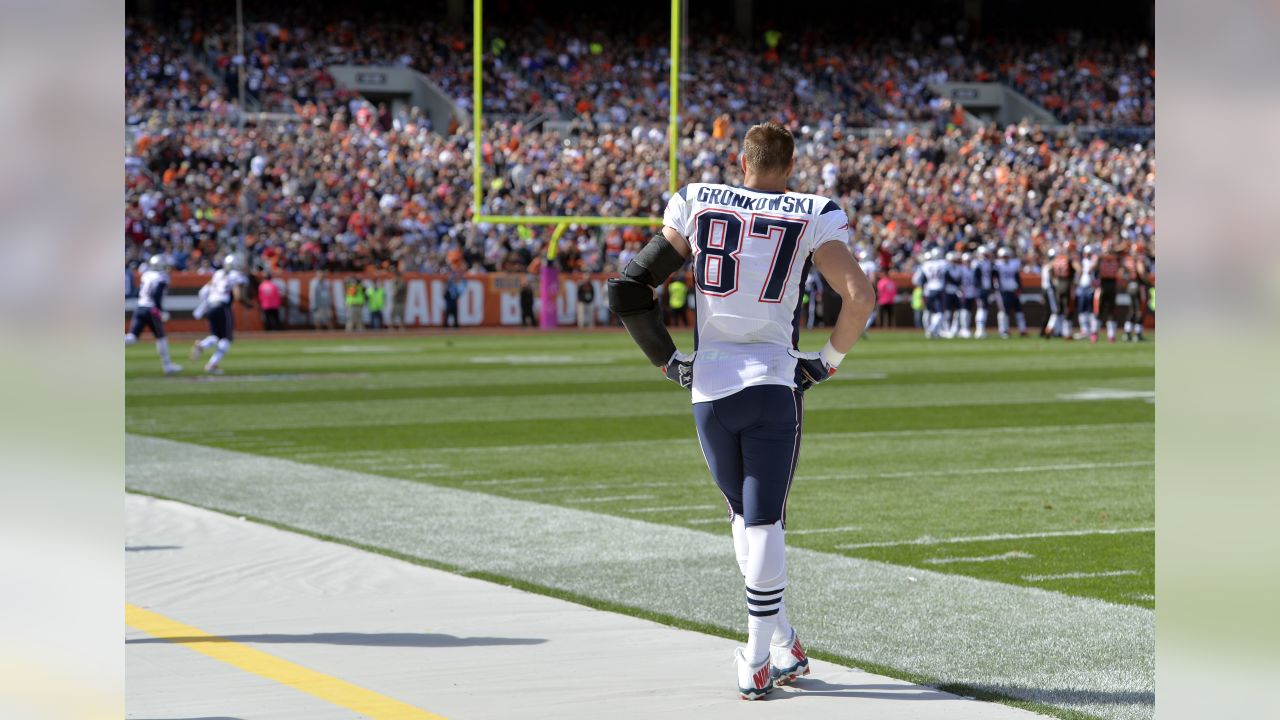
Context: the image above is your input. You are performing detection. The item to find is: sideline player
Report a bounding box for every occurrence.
[972,246,995,338]
[190,253,248,374]
[994,247,1026,338]
[1094,240,1121,343]
[607,122,875,700]
[957,251,978,338]
[1076,244,1098,340]
[913,248,947,338]
[1122,242,1150,341]
[125,255,182,375]
[1047,244,1076,339]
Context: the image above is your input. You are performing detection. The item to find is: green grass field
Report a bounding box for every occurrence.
[126,329,1154,609]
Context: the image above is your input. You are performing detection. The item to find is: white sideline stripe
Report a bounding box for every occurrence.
[567,494,656,504]
[126,435,1153,720]
[802,460,1153,482]
[789,525,863,536]
[924,551,1035,565]
[1024,570,1142,582]
[461,477,546,486]
[626,504,722,514]
[836,527,1154,550]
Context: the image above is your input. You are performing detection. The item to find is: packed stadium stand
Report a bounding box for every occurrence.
[125,0,1153,277]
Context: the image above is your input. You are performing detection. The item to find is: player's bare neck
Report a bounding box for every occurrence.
[741,172,787,194]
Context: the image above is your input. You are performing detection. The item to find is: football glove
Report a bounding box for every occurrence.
[663,350,693,390]
[789,349,837,392]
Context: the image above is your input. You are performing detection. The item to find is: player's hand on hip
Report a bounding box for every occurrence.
[789,349,836,392]
[663,350,693,390]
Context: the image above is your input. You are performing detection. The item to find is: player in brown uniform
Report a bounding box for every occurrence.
[1049,245,1076,339]
[1122,242,1151,342]
[1093,240,1122,344]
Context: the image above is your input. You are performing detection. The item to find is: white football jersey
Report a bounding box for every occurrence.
[207,268,248,305]
[664,183,851,403]
[919,259,947,293]
[135,269,169,309]
[994,258,1023,292]
[1078,257,1096,288]
[959,265,978,299]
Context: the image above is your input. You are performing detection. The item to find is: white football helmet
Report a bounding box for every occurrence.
[961,251,972,263]
[1047,247,1058,259]
[997,247,1012,259]
[223,253,243,270]
[147,255,168,271]
[945,251,959,262]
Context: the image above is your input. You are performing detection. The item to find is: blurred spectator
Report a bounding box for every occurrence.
[576,272,596,329]
[520,276,537,327]
[344,276,365,331]
[367,280,386,329]
[389,269,407,330]
[312,269,335,329]
[258,270,283,330]
[876,273,898,328]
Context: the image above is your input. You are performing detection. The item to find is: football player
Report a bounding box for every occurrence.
[1076,244,1098,341]
[943,251,963,339]
[957,251,978,339]
[994,247,1027,338]
[1122,242,1150,341]
[608,122,875,700]
[1047,244,1076,339]
[1094,239,1122,343]
[913,248,948,339]
[971,246,995,338]
[190,253,248,374]
[125,255,182,375]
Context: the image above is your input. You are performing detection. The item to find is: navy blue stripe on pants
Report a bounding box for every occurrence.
[693,384,802,527]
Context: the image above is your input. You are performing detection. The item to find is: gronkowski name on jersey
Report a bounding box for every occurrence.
[207,268,248,306]
[664,183,850,403]
[136,269,169,310]
[994,258,1023,292]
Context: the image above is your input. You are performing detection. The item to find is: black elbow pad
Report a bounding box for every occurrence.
[623,234,686,287]
[607,277,677,366]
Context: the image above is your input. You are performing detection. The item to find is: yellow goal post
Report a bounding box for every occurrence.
[470,0,681,230]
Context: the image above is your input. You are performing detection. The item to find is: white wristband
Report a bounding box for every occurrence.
[819,339,846,368]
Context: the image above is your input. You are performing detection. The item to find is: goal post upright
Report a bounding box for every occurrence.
[469,0,680,227]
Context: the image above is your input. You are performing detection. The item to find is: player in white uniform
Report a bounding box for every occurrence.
[125,255,182,374]
[1076,245,1098,340]
[993,247,1026,338]
[971,246,995,338]
[912,248,948,338]
[1040,248,1057,338]
[607,122,875,700]
[190,254,248,374]
[957,251,978,339]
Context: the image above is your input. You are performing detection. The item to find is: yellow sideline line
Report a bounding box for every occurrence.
[125,603,445,720]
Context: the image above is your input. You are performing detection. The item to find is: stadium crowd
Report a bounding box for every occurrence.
[125,12,1154,280]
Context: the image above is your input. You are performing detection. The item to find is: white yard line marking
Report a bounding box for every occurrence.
[127,435,1153,720]
[626,504,722,514]
[1059,389,1155,402]
[511,481,683,495]
[414,422,1152,455]
[460,477,546,487]
[801,460,1152,482]
[924,551,1035,565]
[837,527,1154,550]
[566,494,656,504]
[1130,594,1155,601]
[1024,570,1141,582]
[685,517,729,525]
[789,525,863,536]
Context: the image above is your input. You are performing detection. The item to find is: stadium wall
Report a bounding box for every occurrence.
[125,272,1153,333]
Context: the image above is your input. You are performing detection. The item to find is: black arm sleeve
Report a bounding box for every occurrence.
[606,234,688,367]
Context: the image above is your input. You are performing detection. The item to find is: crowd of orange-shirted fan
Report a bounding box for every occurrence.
[127,5,1152,343]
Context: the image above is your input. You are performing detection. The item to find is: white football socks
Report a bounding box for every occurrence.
[156,338,172,366]
[743,521,787,666]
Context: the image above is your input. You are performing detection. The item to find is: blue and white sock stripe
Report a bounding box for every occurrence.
[746,585,785,617]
